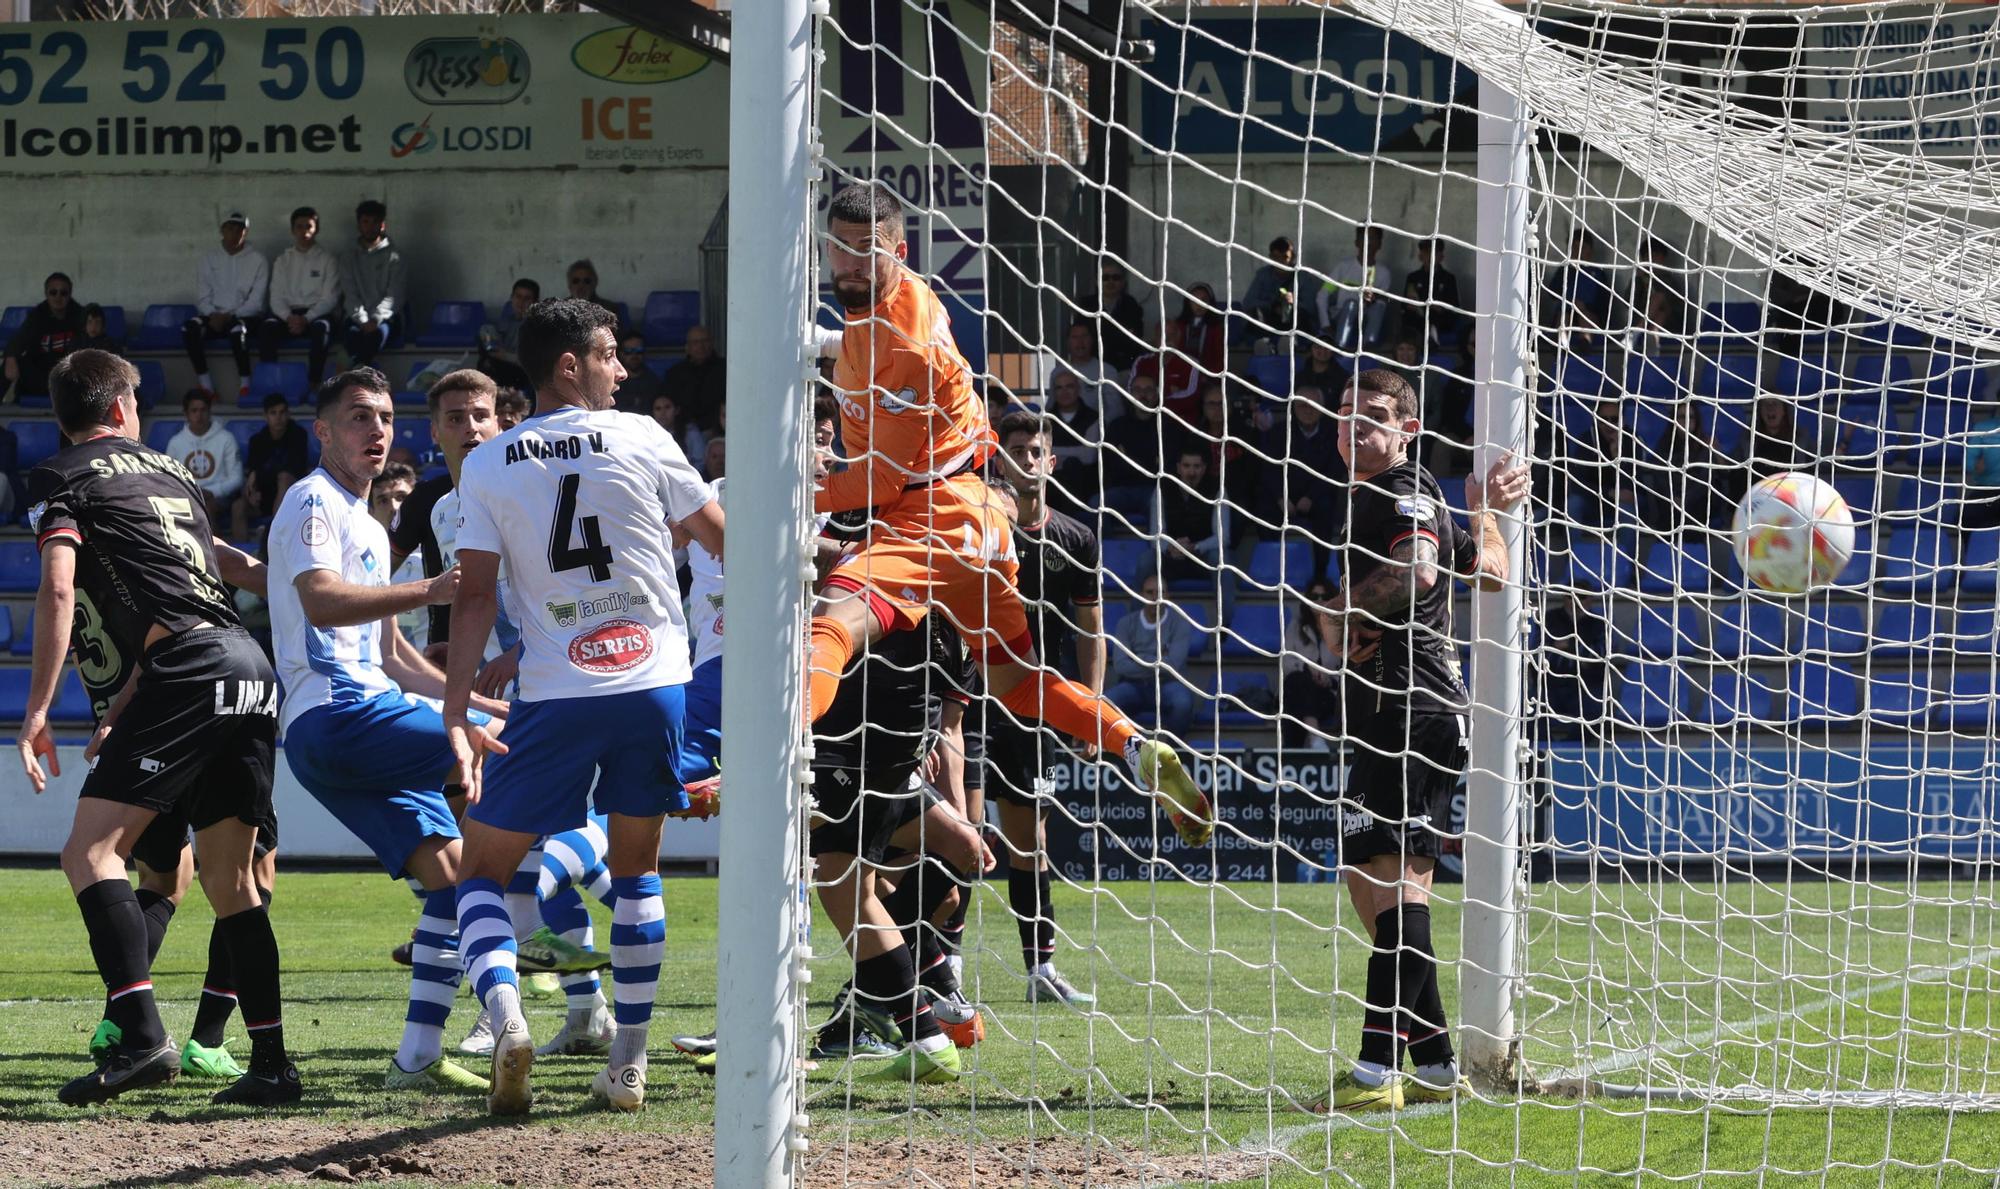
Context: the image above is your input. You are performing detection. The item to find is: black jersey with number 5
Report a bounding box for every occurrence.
[1341,460,1478,718]
[26,436,239,718]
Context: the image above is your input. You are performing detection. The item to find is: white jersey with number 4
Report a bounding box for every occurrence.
[455,405,713,702]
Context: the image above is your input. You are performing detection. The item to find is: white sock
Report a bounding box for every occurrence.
[610,1021,649,1069]
[196,372,212,391]
[393,1023,441,1073]
[1123,736,1145,774]
[488,981,524,1030]
[1414,1061,1459,1086]
[914,1033,951,1055]
[1352,1060,1391,1087]
[1030,961,1058,981]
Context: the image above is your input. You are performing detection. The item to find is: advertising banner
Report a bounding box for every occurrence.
[0,13,728,174]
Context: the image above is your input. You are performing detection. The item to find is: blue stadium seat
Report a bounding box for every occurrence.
[1098,600,1128,638]
[1099,539,1152,586]
[248,361,309,407]
[1205,670,1271,729]
[97,305,128,343]
[1220,603,1284,658]
[1935,670,1999,732]
[1245,353,1292,398]
[607,301,631,334]
[1961,527,1999,594]
[1708,399,1755,461]
[10,421,63,469]
[1831,476,1877,523]
[1558,354,1610,401]
[646,358,672,382]
[1775,354,1834,398]
[1925,350,1984,402]
[1851,354,1919,403]
[0,668,89,723]
[1911,400,1971,467]
[1614,660,1689,728]
[1949,604,1995,653]
[133,359,166,410]
[1629,601,1705,658]
[132,303,197,351]
[1636,538,1710,594]
[9,608,31,655]
[146,419,184,453]
[944,296,985,378]
[1855,320,1928,349]
[1801,601,1868,657]
[395,420,434,460]
[642,290,701,348]
[0,604,11,651]
[1698,354,1761,401]
[1175,600,1214,659]
[1875,524,1956,592]
[1624,354,1682,398]
[1246,540,1311,588]
[0,306,29,338]
[1568,535,1633,592]
[0,541,44,593]
[412,300,486,349]
[1869,674,1931,727]
[1901,476,1965,527]
[1702,668,1782,726]
[225,419,263,456]
[1712,600,1794,659]
[1700,301,1762,338]
[1789,659,1861,723]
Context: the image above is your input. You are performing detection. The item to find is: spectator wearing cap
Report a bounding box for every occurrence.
[663,324,726,432]
[183,210,268,398]
[232,392,311,538]
[614,332,664,414]
[163,389,244,522]
[4,272,84,401]
[259,205,340,384]
[338,198,407,368]
[478,277,538,391]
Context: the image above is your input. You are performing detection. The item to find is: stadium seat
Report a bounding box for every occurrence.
[225,419,263,456]
[412,300,486,349]
[248,361,309,407]
[1868,674,1931,727]
[1910,400,1971,467]
[1960,527,1998,594]
[1175,600,1215,659]
[0,668,90,724]
[1246,540,1311,588]
[1220,603,1285,658]
[133,359,166,410]
[1850,354,1919,404]
[10,421,62,469]
[1935,669,1999,732]
[1901,476,1966,528]
[1557,353,1610,400]
[1702,668,1782,725]
[1205,669,1271,729]
[1949,603,1995,653]
[395,420,434,460]
[1788,659,1861,723]
[1698,354,1761,402]
[146,419,184,453]
[1636,538,1710,594]
[0,604,11,651]
[1568,534,1633,592]
[1875,524,1956,593]
[1775,354,1834,398]
[1855,319,1928,349]
[1098,538,1152,585]
[1098,600,1128,638]
[1800,601,1868,657]
[1614,660,1689,728]
[0,541,43,593]
[8,608,31,655]
[1924,350,1984,402]
[642,290,701,348]
[132,303,197,351]
[1629,601,1705,658]
[1245,353,1292,398]
[1624,353,1682,398]
[97,305,128,343]
[1708,398,1755,460]
[1712,600,1794,659]
[1831,476,1878,523]
[0,306,28,338]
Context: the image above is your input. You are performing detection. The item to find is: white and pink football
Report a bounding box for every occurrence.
[1731,472,1856,594]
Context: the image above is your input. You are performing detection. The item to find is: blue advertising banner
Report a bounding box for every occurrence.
[1136,9,1473,159]
[1547,743,1999,860]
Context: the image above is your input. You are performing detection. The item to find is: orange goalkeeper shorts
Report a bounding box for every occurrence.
[822,473,1036,664]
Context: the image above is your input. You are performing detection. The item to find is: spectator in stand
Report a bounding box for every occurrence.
[1106,571,1194,736]
[163,389,244,522]
[1279,577,1343,748]
[1173,283,1228,398]
[260,206,340,384]
[702,436,726,482]
[1540,226,1611,354]
[1965,398,2000,530]
[1105,371,1179,492]
[1388,338,1468,464]
[478,277,538,391]
[0,422,17,520]
[4,271,84,400]
[614,333,663,414]
[493,386,531,430]
[566,258,625,330]
[1741,396,1812,486]
[664,324,727,432]
[1565,400,1635,530]
[650,392,690,450]
[1403,237,1462,350]
[232,392,311,538]
[1044,370,1101,506]
[77,304,123,355]
[1318,224,1392,354]
[1296,339,1348,398]
[1241,236,1301,347]
[1620,236,1692,352]
[1635,399,1729,537]
[1132,320,1197,417]
[1155,443,1227,591]
[1088,259,1148,375]
[1052,320,1118,425]
[338,199,407,369]
[1273,384,1344,580]
[184,210,268,399]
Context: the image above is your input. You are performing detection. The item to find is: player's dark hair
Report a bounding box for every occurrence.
[427,368,497,416]
[315,366,391,415]
[181,388,211,410]
[374,460,416,491]
[494,387,531,420]
[263,392,291,412]
[1178,444,1207,463]
[997,410,1050,444]
[519,297,618,388]
[812,391,839,429]
[513,277,540,298]
[355,198,387,220]
[1350,367,1419,423]
[1269,235,1292,254]
[828,182,904,233]
[289,206,317,227]
[49,349,137,436]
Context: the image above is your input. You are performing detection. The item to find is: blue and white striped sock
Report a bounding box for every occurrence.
[455,877,519,1007]
[394,889,461,1072]
[538,882,602,1011]
[541,820,612,904]
[506,847,546,945]
[609,874,664,1065]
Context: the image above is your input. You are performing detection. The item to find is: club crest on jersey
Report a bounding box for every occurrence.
[568,618,654,674]
[1395,496,1436,523]
[25,501,45,532]
[302,515,331,547]
[877,386,923,414]
[547,600,579,628]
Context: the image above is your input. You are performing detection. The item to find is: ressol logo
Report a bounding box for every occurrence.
[572,26,709,84]
[405,37,532,104]
[568,619,654,674]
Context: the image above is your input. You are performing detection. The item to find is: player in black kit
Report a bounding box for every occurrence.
[1311,368,1526,1113]
[16,350,301,1108]
[973,412,1106,1007]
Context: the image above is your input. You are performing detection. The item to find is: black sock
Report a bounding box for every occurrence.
[1358,906,1406,1070]
[76,879,166,1050]
[1008,865,1055,972]
[854,946,939,1045]
[913,928,958,998]
[134,889,177,963]
[884,857,966,970]
[216,905,286,1075]
[939,884,969,958]
[1399,904,1455,1069]
[190,918,238,1048]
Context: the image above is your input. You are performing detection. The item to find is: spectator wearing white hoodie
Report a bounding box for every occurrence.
[182,210,269,400]
[338,198,408,369]
[258,205,340,383]
[162,388,244,522]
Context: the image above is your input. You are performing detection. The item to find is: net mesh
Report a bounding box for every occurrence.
[797,0,2000,1181]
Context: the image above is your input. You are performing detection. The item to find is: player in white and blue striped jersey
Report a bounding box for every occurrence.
[443,298,723,1115]
[265,366,513,1096]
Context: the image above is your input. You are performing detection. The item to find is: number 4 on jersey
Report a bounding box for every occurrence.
[547,472,615,581]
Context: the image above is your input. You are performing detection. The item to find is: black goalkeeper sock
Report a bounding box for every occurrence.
[855,946,939,1045]
[1008,865,1055,972]
[1399,904,1456,1069]
[134,888,177,964]
[939,885,969,958]
[216,905,286,1075]
[1358,906,1407,1070]
[190,917,238,1048]
[77,879,167,1050]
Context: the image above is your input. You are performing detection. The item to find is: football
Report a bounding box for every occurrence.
[1731,472,1857,593]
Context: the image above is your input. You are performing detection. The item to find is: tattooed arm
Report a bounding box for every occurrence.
[1315,534,1439,662]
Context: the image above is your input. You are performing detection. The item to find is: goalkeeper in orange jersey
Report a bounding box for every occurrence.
[807,181,1212,847]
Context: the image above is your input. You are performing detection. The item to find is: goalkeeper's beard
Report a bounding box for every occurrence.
[832,276,876,309]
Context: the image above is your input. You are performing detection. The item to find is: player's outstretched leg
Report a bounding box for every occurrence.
[387,884,490,1094]
[593,873,665,1110]
[456,875,533,1114]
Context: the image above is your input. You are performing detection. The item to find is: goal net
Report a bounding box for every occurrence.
[783,0,2000,1181]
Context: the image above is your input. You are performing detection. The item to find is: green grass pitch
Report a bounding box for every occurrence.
[0,866,1995,1187]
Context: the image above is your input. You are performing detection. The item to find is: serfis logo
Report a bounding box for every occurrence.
[390,116,436,158]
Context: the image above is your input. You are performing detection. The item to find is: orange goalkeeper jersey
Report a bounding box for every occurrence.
[821,271,994,517]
